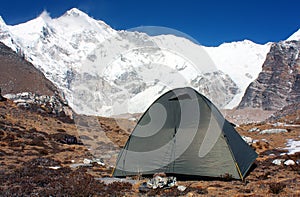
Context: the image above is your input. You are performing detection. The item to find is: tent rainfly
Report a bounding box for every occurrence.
[113,87,257,180]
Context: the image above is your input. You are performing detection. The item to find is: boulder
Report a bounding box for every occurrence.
[147,175,177,189]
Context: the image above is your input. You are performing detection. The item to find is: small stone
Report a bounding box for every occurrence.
[94,158,105,166]
[272,159,285,165]
[147,176,177,189]
[153,172,166,177]
[83,158,92,164]
[17,102,30,108]
[139,182,150,193]
[284,159,295,166]
[242,136,253,145]
[248,127,259,132]
[49,166,61,170]
[177,185,187,191]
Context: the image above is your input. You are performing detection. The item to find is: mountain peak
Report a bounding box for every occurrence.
[287,29,300,41]
[64,8,88,17]
[39,10,52,21]
[0,16,6,26]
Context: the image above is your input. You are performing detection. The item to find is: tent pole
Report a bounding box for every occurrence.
[235,162,243,181]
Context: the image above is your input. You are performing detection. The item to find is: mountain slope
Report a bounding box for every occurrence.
[0,8,277,116]
[5,9,116,91]
[204,40,271,108]
[0,42,57,95]
[70,32,239,115]
[287,28,300,41]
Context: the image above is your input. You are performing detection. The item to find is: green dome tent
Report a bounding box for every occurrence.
[113,87,257,180]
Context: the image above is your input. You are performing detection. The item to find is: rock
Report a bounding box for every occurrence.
[242,136,253,145]
[83,158,105,166]
[16,102,30,108]
[167,177,177,187]
[259,129,288,134]
[177,185,187,192]
[51,133,82,145]
[284,159,295,166]
[238,41,300,110]
[70,163,93,168]
[267,103,300,122]
[49,166,61,170]
[95,177,137,185]
[147,176,177,189]
[62,135,78,144]
[94,158,105,166]
[272,159,285,165]
[83,158,92,164]
[147,176,167,189]
[139,182,151,193]
[4,92,73,119]
[20,92,30,98]
[248,127,260,132]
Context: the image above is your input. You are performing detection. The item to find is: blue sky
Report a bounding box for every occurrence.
[0,0,299,46]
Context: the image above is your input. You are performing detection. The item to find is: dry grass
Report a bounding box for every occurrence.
[0,100,300,196]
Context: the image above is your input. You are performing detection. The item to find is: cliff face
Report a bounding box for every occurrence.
[238,41,300,110]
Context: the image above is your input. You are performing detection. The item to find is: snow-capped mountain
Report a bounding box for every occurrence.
[287,28,300,41]
[204,41,271,108]
[4,9,116,91]
[70,30,238,115]
[0,8,282,116]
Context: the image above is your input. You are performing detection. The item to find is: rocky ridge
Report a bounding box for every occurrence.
[238,40,300,110]
[4,92,73,119]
